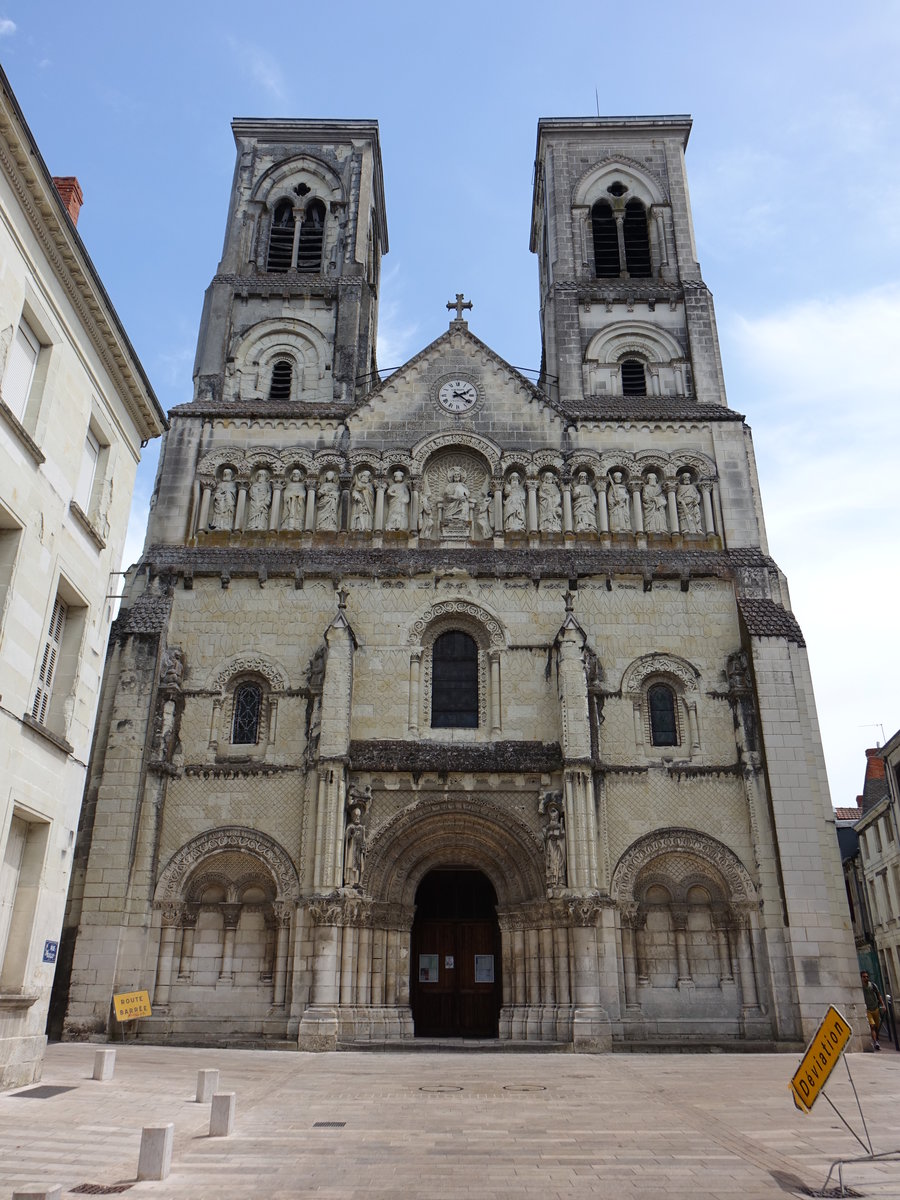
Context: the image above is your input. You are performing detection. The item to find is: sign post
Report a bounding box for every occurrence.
[113,989,152,1023]
[789,1004,853,1113]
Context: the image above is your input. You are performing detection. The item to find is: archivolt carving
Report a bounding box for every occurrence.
[573,154,669,208]
[610,828,755,904]
[409,600,506,649]
[155,826,300,904]
[411,430,502,475]
[209,654,289,692]
[585,323,683,365]
[250,152,345,206]
[621,653,699,694]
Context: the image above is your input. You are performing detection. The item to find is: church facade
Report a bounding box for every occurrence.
[55,116,861,1051]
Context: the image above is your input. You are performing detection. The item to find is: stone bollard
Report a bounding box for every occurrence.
[92,1048,116,1081]
[209,1091,236,1137]
[13,1188,62,1200]
[137,1123,174,1181]
[196,1067,220,1102]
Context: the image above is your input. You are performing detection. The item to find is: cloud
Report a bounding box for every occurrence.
[724,285,900,805]
[376,265,420,372]
[0,18,16,36]
[227,37,288,103]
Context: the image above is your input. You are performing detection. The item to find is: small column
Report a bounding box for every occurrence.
[634,912,649,984]
[597,485,609,535]
[273,906,290,1008]
[234,483,248,530]
[672,907,692,984]
[500,922,513,1009]
[268,697,278,745]
[410,482,420,536]
[371,927,386,1006]
[629,481,644,535]
[512,928,526,1006]
[665,482,679,534]
[304,483,317,531]
[621,917,639,1010]
[648,365,661,397]
[268,482,283,531]
[209,699,221,750]
[632,701,643,747]
[373,477,387,533]
[153,909,180,1007]
[489,650,501,736]
[408,651,422,735]
[340,923,357,1005]
[290,205,303,263]
[652,206,669,269]
[396,928,411,1008]
[356,926,372,1006]
[614,211,627,276]
[385,929,399,1007]
[177,906,198,978]
[525,478,539,534]
[219,903,241,981]
[540,926,555,1005]
[554,926,570,1006]
[137,1124,174,1181]
[686,700,700,751]
[310,922,341,1007]
[712,911,734,982]
[493,484,504,534]
[735,914,760,1009]
[197,485,212,531]
[674,361,686,396]
[562,483,574,535]
[700,483,715,536]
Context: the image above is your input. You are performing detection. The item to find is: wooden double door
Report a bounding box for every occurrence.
[410,870,501,1038]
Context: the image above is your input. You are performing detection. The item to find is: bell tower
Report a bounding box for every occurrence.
[531,116,727,415]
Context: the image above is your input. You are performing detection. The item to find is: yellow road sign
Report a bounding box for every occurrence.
[113,989,152,1022]
[789,1005,853,1113]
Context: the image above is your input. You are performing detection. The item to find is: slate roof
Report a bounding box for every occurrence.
[737,598,806,646]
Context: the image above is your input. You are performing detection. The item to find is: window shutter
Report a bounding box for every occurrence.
[3,321,39,420]
[74,427,100,511]
[31,597,67,725]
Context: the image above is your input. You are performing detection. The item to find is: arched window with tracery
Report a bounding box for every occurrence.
[623,198,651,277]
[267,200,295,273]
[431,630,479,728]
[232,682,262,744]
[268,360,292,401]
[648,683,678,747]
[296,199,326,272]
[591,200,619,276]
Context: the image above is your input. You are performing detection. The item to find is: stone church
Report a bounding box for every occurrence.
[54,116,861,1051]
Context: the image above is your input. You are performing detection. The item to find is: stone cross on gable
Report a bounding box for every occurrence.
[446,293,473,323]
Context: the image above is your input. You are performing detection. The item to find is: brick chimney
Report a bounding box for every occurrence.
[52,176,83,226]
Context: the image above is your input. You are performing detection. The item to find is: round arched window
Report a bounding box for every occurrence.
[431,630,479,728]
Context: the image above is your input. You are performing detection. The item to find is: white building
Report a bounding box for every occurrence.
[0,67,166,1088]
[856,738,900,999]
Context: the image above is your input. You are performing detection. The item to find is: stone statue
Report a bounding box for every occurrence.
[572,472,597,533]
[350,469,375,532]
[543,804,567,889]
[281,469,306,530]
[316,470,340,531]
[503,472,527,532]
[676,472,703,534]
[160,645,184,690]
[607,471,631,533]
[210,467,237,531]
[418,489,434,539]
[385,470,410,531]
[246,468,272,530]
[538,471,562,533]
[343,805,367,888]
[475,491,493,540]
[442,466,471,529]
[642,472,668,534]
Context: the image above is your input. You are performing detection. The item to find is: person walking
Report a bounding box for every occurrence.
[861,970,886,1049]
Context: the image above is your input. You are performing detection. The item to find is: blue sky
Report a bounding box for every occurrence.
[3,1,898,806]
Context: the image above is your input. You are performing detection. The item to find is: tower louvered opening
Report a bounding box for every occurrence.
[621,359,647,396]
[591,200,619,277]
[296,199,326,272]
[267,200,295,273]
[269,360,293,401]
[623,199,651,277]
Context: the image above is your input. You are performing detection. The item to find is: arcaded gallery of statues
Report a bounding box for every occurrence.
[52,115,860,1051]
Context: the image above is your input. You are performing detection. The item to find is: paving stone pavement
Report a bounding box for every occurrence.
[1,1043,899,1199]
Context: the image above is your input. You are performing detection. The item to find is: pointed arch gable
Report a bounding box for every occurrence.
[573,155,668,209]
[250,153,345,207]
[155,826,300,905]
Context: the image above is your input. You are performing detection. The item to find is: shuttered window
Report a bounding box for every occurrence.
[74,426,100,511]
[267,200,295,272]
[296,199,326,272]
[32,596,67,725]
[621,359,647,396]
[591,200,619,277]
[3,320,39,420]
[623,198,651,277]
[431,631,479,728]
[268,361,292,401]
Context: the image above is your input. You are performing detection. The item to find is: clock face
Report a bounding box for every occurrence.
[438,378,478,413]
